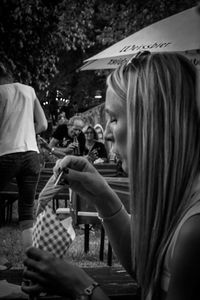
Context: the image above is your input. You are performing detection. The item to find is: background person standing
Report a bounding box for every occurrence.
[0,63,47,270]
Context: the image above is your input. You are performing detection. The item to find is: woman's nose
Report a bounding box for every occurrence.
[104,124,113,142]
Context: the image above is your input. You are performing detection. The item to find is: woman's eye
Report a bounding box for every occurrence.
[110,118,117,123]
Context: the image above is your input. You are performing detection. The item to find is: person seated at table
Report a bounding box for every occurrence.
[84,124,108,163]
[94,123,104,143]
[22,52,200,300]
[39,115,86,158]
[57,111,68,126]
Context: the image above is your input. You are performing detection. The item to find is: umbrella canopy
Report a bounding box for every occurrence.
[81,6,200,70]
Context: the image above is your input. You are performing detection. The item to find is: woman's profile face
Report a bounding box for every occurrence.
[85,127,94,141]
[105,87,128,172]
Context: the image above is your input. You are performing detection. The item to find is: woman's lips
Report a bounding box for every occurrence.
[112,150,121,160]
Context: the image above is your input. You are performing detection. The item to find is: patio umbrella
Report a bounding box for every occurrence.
[81,6,200,71]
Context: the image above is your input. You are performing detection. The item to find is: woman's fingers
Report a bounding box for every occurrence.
[53,159,62,175]
[23,257,42,273]
[61,168,104,194]
[51,155,113,205]
[25,246,52,262]
[23,269,47,285]
[55,156,90,173]
[62,168,90,183]
[21,281,44,295]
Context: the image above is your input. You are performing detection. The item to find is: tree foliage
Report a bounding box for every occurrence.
[92,0,197,45]
[0,0,197,102]
[0,0,94,91]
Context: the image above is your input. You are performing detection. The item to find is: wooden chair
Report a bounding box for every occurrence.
[0,181,18,226]
[0,167,69,226]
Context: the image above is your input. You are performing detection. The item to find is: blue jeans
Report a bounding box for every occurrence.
[0,151,40,228]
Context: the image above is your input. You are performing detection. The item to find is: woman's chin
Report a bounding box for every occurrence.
[122,161,128,174]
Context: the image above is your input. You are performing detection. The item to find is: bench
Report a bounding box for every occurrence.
[0,267,140,299]
[0,167,67,226]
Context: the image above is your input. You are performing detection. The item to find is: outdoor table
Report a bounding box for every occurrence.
[0,267,140,300]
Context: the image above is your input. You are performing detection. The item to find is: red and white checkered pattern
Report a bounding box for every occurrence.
[32,205,75,258]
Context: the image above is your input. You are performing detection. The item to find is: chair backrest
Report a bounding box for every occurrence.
[44,162,56,168]
[36,168,53,197]
[94,162,118,177]
[71,176,130,225]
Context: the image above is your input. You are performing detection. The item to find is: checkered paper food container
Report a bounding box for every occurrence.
[32,205,75,258]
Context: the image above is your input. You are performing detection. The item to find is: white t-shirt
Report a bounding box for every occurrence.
[0,82,39,156]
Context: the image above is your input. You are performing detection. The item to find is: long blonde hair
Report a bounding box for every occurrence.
[107,52,199,299]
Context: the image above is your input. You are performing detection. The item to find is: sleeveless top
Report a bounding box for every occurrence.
[161,177,200,292]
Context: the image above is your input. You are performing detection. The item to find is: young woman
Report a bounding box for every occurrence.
[22,52,200,300]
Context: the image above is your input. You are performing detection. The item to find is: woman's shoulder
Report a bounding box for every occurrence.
[172,204,200,264]
[167,214,200,299]
[176,213,200,250]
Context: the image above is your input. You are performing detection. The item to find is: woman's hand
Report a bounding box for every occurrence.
[37,135,51,151]
[22,247,94,298]
[53,156,121,217]
[87,149,99,163]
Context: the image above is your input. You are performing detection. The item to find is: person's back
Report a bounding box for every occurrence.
[0,63,47,270]
[0,82,39,155]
